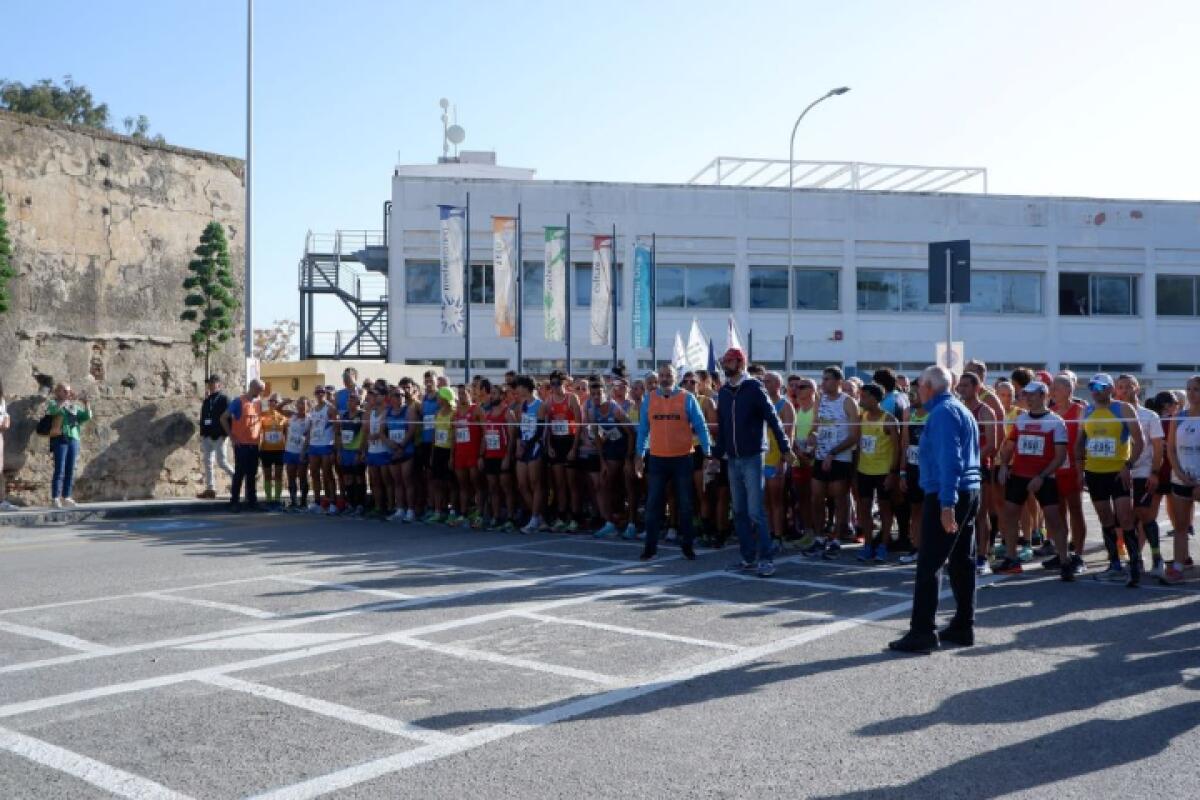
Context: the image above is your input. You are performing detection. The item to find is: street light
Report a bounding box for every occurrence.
[786,86,850,370]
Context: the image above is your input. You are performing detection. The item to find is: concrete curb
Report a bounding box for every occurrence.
[0,499,231,527]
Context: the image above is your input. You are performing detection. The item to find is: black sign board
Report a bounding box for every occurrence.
[928,240,971,304]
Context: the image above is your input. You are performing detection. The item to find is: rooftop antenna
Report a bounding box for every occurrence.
[440,98,465,162]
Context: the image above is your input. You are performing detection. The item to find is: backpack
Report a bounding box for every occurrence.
[36,414,54,436]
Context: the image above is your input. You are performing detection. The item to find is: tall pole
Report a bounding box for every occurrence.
[244,0,254,364]
[565,213,572,373]
[611,223,618,371]
[464,193,471,383]
[945,248,953,362]
[787,87,849,372]
[650,233,657,369]
[516,203,523,374]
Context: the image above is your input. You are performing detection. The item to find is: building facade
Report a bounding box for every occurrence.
[387,170,1200,387]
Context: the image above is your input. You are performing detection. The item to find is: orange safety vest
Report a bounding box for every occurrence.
[648,391,694,458]
[231,396,263,445]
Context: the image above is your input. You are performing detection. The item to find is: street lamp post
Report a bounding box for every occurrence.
[786,87,849,369]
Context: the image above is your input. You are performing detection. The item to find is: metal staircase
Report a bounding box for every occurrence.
[298,229,389,360]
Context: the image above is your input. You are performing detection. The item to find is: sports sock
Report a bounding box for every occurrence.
[1145,521,1161,558]
[1102,526,1119,564]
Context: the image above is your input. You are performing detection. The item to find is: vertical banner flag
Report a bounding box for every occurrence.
[726,314,745,354]
[686,318,708,371]
[632,239,652,349]
[439,205,466,335]
[492,216,518,337]
[590,235,613,346]
[543,226,567,342]
[672,332,689,373]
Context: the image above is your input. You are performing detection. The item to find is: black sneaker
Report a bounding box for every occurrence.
[1060,562,1076,582]
[821,540,842,560]
[680,542,696,561]
[639,548,657,561]
[801,539,826,557]
[888,632,939,655]
[1034,540,1056,557]
[1041,554,1062,571]
[1126,561,1142,588]
[1070,553,1087,575]
[938,625,974,647]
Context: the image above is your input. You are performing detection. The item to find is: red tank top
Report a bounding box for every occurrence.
[482,403,509,457]
[453,405,480,454]
[969,402,993,468]
[546,395,578,436]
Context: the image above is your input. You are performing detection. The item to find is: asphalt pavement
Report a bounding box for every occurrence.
[0,507,1197,799]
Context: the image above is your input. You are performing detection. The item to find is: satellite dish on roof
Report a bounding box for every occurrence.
[439,98,449,109]
[447,124,465,145]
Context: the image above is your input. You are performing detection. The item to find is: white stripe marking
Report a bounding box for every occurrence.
[0,620,115,654]
[199,675,452,745]
[717,571,912,598]
[264,576,415,600]
[497,547,627,565]
[246,595,922,800]
[516,612,743,651]
[404,560,521,578]
[0,724,193,799]
[140,592,278,620]
[387,635,624,687]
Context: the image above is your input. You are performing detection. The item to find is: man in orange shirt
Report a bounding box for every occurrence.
[221,379,266,512]
[635,364,712,562]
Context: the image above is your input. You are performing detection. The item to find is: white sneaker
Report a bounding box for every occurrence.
[307,503,322,514]
[404,509,416,523]
[52,498,64,509]
[666,528,678,543]
[62,498,78,508]
[0,500,18,512]
[326,506,339,516]
[521,516,541,535]
[388,509,405,522]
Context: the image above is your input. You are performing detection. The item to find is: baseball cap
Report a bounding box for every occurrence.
[1035,370,1054,385]
[1024,380,1049,395]
[721,347,747,364]
[436,387,456,405]
[1088,373,1114,392]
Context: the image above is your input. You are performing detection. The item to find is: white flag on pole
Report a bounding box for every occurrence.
[589,235,613,346]
[686,318,708,371]
[543,227,567,342]
[438,205,466,335]
[672,332,689,373]
[726,315,745,353]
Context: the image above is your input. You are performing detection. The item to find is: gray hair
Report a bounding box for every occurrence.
[920,365,952,394]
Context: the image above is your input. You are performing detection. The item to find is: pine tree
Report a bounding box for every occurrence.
[0,194,14,314]
[181,221,238,376]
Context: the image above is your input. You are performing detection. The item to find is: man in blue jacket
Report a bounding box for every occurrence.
[713,348,794,577]
[890,365,983,654]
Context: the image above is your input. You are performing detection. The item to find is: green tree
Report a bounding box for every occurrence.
[181,222,239,376]
[0,75,109,128]
[0,194,14,314]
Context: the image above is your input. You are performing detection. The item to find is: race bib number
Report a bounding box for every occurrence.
[605,427,622,442]
[816,425,837,455]
[435,429,449,446]
[389,428,404,443]
[341,430,355,445]
[455,427,471,444]
[1086,437,1117,459]
[550,419,570,436]
[906,445,920,465]
[203,418,212,427]
[485,431,501,451]
[264,431,283,445]
[1017,434,1045,457]
[423,414,436,428]
[287,430,305,448]
[859,435,876,455]
[521,414,537,438]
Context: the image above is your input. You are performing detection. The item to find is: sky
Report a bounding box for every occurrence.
[6,0,1200,330]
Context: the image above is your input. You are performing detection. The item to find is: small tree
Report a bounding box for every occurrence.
[0,194,13,314]
[0,75,109,128]
[181,221,239,376]
[254,319,299,362]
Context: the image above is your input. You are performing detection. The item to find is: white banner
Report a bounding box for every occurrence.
[439,205,466,335]
[936,341,965,372]
[726,314,745,354]
[672,332,689,373]
[493,216,517,337]
[543,227,567,342]
[590,235,613,346]
[686,318,708,371]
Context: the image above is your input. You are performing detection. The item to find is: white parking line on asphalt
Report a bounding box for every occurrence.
[198,675,453,745]
[387,635,626,687]
[139,592,279,620]
[496,546,628,565]
[403,559,523,578]
[0,723,193,800]
[717,571,912,598]
[515,611,744,651]
[263,576,416,600]
[0,620,116,655]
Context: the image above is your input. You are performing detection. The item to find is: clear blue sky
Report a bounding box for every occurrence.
[7,0,1199,328]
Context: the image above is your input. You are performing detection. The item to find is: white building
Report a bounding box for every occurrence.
[371,154,1200,388]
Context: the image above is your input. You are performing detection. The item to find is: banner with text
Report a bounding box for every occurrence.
[590,235,613,346]
[492,216,518,337]
[438,205,466,335]
[543,227,567,342]
[632,239,652,349]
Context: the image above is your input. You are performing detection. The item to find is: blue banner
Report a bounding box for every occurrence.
[632,240,652,349]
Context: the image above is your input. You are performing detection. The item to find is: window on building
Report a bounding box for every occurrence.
[522,261,543,308]
[750,268,840,311]
[574,264,623,307]
[1157,363,1200,373]
[655,265,733,309]
[1060,362,1144,375]
[523,359,567,374]
[469,263,494,304]
[1059,272,1139,316]
[405,260,440,305]
[963,272,1043,314]
[856,270,933,312]
[1156,275,1200,316]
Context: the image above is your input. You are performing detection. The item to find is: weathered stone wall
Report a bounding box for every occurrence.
[0,110,245,503]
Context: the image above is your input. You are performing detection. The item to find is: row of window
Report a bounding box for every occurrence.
[404,261,1200,318]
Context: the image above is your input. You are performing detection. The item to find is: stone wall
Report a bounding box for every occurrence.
[0,110,246,503]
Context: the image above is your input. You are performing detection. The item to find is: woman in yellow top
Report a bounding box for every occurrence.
[855,383,900,562]
[258,393,290,507]
[763,373,796,548]
[424,387,457,524]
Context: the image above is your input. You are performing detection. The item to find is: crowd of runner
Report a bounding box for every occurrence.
[210,362,1200,586]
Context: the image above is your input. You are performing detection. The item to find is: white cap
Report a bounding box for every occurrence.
[1024,380,1049,394]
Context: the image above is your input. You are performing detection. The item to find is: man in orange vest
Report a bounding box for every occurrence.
[635,364,712,561]
[221,379,265,512]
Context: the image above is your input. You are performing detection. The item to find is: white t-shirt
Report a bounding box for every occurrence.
[1131,405,1164,479]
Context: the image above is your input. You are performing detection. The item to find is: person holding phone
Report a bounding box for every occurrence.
[47,382,92,508]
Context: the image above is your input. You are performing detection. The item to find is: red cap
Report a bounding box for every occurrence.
[721,347,746,364]
[1036,370,1053,385]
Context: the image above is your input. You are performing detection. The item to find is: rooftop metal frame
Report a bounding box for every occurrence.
[298,229,389,361]
[687,157,988,194]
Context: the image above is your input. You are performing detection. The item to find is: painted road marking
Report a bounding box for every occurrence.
[263,576,416,600]
[140,592,279,620]
[387,635,626,687]
[178,633,363,651]
[0,620,116,655]
[515,611,744,651]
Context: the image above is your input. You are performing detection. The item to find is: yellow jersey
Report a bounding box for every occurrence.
[857,411,896,476]
[1082,404,1132,474]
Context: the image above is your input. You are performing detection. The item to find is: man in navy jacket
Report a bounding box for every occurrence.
[712,348,793,577]
[890,365,983,654]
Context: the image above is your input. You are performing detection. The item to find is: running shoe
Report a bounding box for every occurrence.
[898,552,919,565]
[1070,553,1087,575]
[821,540,842,560]
[62,498,78,508]
[1031,529,1045,548]
[307,503,322,514]
[976,557,993,577]
[1159,565,1186,585]
[1034,539,1056,558]
[665,528,678,543]
[446,512,463,527]
[1150,559,1166,579]
[994,558,1023,575]
[621,524,639,541]
[388,509,405,522]
[856,544,875,562]
[593,522,618,539]
[1041,554,1062,571]
[403,509,416,523]
[326,505,339,516]
[795,532,817,551]
[874,545,888,564]
[801,538,827,558]
[728,560,756,572]
[501,521,517,533]
[1093,564,1128,583]
[566,520,579,534]
[993,543,1007,559]
[551,520,567,533]
[1017,544,1034,563]
[520,517,542,535]
[421,511,440,524]
[757,560,776,578]
[1060,562,1076,582]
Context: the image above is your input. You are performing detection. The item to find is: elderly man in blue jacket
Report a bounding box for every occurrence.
[713,348,794,577]
[890,365,982,654]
